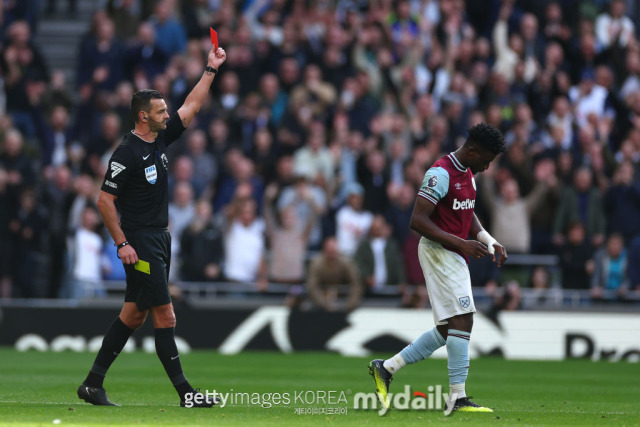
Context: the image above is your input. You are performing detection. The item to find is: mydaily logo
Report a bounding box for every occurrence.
[353,385,457,416]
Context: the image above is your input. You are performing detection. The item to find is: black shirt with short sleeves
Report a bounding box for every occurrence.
[101,112,185,230]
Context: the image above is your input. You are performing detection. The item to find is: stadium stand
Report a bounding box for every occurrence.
[1,0,640,313]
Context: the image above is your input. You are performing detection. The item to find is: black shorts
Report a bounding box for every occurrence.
[123,229,172,311]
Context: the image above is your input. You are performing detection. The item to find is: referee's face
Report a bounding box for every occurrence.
[147,98,170,131]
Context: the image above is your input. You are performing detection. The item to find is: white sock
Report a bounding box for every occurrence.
[383,354,407,374]
[450,383,466,399]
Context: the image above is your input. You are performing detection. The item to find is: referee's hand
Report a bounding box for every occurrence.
[118,245,138,265]
[208,47,226,69]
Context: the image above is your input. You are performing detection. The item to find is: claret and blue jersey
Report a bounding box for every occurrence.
[417,152,477,261]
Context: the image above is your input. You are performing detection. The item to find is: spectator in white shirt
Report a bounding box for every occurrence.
[223,197,268,290]
[71,206,105,298]
[336,182,373,256]
[595,0,635,49]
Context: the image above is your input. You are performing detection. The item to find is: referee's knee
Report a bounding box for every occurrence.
[152,307,176,328]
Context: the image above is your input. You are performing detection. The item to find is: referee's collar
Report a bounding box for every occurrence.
[131,130,156,143]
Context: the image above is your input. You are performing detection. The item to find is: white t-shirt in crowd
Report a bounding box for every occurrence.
[224,219,265,282]
[336,205,373,256]
[73,228,103,282]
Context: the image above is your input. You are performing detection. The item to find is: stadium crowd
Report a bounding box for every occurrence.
[1,0,640,309]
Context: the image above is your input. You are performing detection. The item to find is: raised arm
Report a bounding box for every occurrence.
[177,47,227,128]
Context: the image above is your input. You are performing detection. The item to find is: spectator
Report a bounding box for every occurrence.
[568,69,609,129]
[293,122,334,190]
[354,215,406,292]
[70,206,105,299]
[545,96,573,151]
[359,149,390,214]
[335,182,373,256]
[214,155,264,212]
[92,112,123,177]
[603,160,640,242]
[124,22,168,82]
[553,167,606,248]
[386,182,415,246]
[289,64,337,120]
[264,183,312,284]
[184,129,217,188]
[492,4,537,84]
[223,197,268,290]
[168,181,195,245]
[179,200,224,282]
[559,221,595,290]
[277,173,326,250]
[2,20,49,137]
[149,0,187,58]
[0,129,35,199]
[107,0,141,42]
[595,0,635,49]
[481,160,557,253]
[101,235,126,282]
[35,105,75,171]
[67,174,98,235]
[76,18,124,91]
[9,188,44,298]
[168,155,207,200]
[251,128,278,183]
[306,237,362,312]
[41,165,75,298]
[258,73,288,128]
[591,233,629,299]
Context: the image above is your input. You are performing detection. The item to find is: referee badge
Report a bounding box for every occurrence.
[145,165,157,184]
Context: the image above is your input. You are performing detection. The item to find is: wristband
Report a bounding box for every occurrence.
[205,66,218,75]
[116,241,130,250]
[477,230,497,254]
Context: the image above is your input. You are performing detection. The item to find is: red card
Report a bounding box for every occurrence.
[210,27,218,49]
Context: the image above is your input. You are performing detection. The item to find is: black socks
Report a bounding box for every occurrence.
[84,317,134,388]
[155,327,193,398]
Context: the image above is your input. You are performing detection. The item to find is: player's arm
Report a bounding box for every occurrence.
[410,197,488,259]
[177,47,227,128]
[97,191,138,265]
[471,213,508,267]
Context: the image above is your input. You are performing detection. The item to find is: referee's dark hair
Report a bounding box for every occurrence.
[131,89,164,123]
[465,123,507,155]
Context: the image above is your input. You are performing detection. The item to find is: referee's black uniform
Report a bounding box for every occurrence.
[101,113,185,310]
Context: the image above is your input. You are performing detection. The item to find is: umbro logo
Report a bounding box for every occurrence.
[111,162,126,178]
[455,183,462,190]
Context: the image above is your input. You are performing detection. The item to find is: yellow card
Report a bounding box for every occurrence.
[134,260,150,274]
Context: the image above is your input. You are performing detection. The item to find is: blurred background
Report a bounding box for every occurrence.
[0,0,639,320]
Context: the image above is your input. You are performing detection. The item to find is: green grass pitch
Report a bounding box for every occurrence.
[0,348,638,426]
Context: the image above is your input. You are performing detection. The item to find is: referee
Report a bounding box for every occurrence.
[77,47,226,407]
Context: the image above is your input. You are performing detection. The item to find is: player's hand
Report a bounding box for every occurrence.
[208,47,226,69]
[459,240,489,260]
[118,245,139,265]
[492,243,508,268]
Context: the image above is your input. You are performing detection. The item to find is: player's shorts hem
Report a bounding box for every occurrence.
[435,308,477,324]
